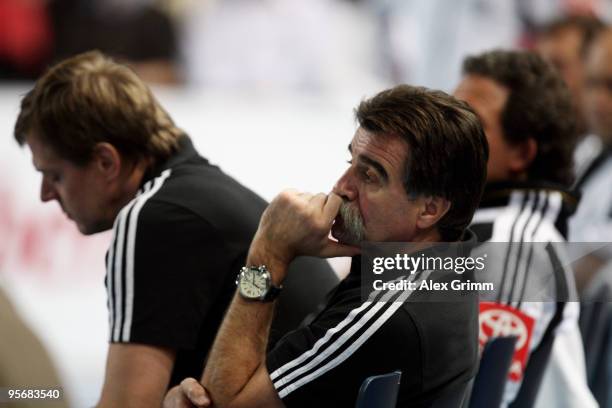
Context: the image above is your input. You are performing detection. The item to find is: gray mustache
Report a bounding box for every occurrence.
[338,201,365,243]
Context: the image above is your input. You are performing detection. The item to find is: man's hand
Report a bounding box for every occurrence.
[183,191,358,408]
[250,190,360,269]
[163,378,211,408]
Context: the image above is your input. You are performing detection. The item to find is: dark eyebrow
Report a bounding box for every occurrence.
[347,142,389,182]
[359,155,389,182]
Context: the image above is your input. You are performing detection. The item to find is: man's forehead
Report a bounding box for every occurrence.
[25,134,59,170]
[454,76,508,120]
[349,128,407,171]
[456,76,508,101]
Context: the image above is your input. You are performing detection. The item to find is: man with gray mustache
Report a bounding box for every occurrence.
[164,84,489,408]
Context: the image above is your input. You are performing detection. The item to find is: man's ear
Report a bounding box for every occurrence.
[415,196,451,230]
[508,137,537,175]
[92,142,122,181]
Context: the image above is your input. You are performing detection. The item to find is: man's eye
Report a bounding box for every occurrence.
[346,159,353,165]
[362,169,377,183]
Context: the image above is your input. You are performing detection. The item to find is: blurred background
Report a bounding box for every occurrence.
[1,0,612,406]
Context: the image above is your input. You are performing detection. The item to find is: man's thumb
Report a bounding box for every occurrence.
[181,378,211,407]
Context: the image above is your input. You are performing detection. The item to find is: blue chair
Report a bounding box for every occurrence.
[355,370,402,408]
[469,336,518,408]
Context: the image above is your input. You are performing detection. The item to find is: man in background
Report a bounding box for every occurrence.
[535,15,606,182]
[569,29,612,406]
[455,49,595,408]
[536,16,605,138]
[570,27,612,246]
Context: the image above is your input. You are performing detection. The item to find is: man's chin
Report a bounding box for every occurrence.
[75,223,95,235]
[75,221,111,236]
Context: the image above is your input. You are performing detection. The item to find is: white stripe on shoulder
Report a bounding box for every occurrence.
[276,276,423,398]
[112,204,130,341]
[109,180,155,341]
[502,192,537,299]
[106,214,120,337]
[532,191,564,242]
[273,271,430,397]
[511,191,549,302]
[490,191,525,242]
[121,169,172,342]
[269,293,386,383]
[269,274,416,383]
[471,206,506,225]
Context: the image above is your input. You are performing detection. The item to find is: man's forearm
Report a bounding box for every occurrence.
[98,343,175,408]
[199,191,353,407]
[202,249,287,407]
[202,294,275,405]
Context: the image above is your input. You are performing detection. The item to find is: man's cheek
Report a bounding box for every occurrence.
[357,198,369,227]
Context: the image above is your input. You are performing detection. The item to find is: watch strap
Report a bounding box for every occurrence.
[262,283,282,302]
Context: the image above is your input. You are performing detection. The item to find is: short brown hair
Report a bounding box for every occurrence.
[355,85,489,242]
[462,50,577,186]
[14,50,182,165]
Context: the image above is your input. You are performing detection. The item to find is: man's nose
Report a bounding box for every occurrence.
[40,178,58,202]
[333,168,358,202]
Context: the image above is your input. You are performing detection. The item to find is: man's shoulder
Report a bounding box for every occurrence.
[295,287,477,401]
[312,285,423,348]
[126,162,267,237]
[157,159,265,205]
[471,187,571,242]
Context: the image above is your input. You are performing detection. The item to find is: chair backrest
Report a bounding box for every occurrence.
[355,370,402,408]
[579,263,612,408]
[469,336,518,408]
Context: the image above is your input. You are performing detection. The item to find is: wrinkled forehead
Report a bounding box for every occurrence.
[349,127,409,178]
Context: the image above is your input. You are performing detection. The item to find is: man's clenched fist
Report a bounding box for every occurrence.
[249,190,360,269]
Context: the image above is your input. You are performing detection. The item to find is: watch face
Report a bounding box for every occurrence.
[239,268,268,299]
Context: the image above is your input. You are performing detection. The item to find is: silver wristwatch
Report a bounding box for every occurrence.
[236,265,282,302]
